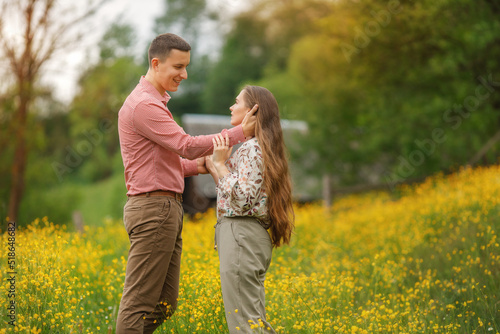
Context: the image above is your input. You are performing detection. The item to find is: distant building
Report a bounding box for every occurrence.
[181,113,317,214]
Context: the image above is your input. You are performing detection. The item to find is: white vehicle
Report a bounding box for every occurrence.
[181,114,317,214]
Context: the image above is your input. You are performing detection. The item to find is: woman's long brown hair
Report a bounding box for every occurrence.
[242,85,295,247]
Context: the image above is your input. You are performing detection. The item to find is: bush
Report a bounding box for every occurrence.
[17,185,81,228]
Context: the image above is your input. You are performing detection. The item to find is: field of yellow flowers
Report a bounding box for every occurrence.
[1,165,499,333]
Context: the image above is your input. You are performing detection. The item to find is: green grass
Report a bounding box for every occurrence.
[76,173,127,226]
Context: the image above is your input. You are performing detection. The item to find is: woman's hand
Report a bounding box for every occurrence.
[205,155,219,184]
[212,134,233,166]
[211,134,232,178]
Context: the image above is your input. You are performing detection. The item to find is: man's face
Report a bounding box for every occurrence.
[154,49,190,92]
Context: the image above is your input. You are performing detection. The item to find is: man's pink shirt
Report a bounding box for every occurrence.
[118,76,245,195]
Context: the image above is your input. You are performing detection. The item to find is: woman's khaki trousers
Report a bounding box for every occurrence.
[215,216,276,334]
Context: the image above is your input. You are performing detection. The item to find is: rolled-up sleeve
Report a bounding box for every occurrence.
[181,158,199,177]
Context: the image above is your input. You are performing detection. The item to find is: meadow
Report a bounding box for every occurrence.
[0,165,499,333]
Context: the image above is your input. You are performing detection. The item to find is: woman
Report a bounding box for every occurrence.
[206,85,295,334]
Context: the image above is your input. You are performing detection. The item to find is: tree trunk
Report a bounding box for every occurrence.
[8,141,27,222]
[8,85,29,223]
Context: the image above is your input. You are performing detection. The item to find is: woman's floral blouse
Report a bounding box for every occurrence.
[216,138,270,227]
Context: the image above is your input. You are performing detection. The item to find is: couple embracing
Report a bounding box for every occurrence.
[116,33,294,334]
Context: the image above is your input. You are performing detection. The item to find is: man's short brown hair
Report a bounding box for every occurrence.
[148,33,191,66]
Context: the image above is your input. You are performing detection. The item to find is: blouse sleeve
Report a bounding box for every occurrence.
[218,143,264,212]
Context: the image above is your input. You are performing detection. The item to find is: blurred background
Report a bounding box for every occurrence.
[1,0,499,229]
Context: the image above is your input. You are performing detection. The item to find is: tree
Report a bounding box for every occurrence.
[261,0,500,192]
[0,0,107,223]
[203,0,331,115]
[153,0,214,116]
[202,12,269,115]
[68,22,144,182]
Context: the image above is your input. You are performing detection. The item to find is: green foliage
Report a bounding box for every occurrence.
[77,168,127,226]
[18,153,126,228]
[202,0,331,115]
[0,90,68,225]
[0,93,16,219]
[18,183,82,227]
[202,13,269,114]
[154,0,208,43]
[259,0,500,186]
[69,23,144,182]
[17,110,80,227]
[153,0,214,116]
[1,22,143,226]
[4,0,500,226]
[99,22,137,61]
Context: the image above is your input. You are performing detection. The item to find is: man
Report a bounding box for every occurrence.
[116,33,257,333]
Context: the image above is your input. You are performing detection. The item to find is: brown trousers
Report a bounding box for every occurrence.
[116,196,183,334]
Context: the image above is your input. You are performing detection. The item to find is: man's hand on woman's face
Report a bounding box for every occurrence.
[241,104,259,138]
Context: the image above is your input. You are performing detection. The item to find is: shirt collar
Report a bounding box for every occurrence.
[140,76,171,106]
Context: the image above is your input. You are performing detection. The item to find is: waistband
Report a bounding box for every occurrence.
[213,216,271,250]
[128,190,183,202]
[215,216,270,229]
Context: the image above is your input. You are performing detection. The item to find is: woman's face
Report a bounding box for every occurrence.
[230,90,251,126]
